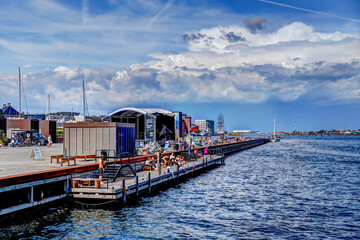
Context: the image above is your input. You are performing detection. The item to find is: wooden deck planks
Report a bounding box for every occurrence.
[70,155,222,200]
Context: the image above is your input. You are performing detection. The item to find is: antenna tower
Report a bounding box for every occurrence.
[82,79,89,116]
[47,94,50,119]
[18,67,21,118]
[217,113,224,131]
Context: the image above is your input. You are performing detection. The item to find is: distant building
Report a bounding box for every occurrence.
[195,119,215,134]
[46,112,81,126]
[216,113,225,132]
[182,114,191,134]
[26,114,46,120]
[181,119,187,135]
[233,130,251,133]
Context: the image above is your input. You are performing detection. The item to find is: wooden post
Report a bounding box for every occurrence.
[148,172,151,192]
[65,178,68,193]
[122,179,126,203]
[158,150,161,176]
[136,175,139,197]
[30,186,34,203]
[177,164,180,181]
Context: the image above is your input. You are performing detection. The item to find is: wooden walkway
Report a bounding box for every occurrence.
[0,138,269,216]
[70,154,224,200]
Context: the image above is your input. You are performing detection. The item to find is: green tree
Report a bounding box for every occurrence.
[0,109,4,118]
[1,133,7,146]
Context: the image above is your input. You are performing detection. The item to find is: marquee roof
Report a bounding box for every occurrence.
[109,107,174,118]
[2,106,19,115]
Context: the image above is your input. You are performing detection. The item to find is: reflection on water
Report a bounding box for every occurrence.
[19,136,360,239]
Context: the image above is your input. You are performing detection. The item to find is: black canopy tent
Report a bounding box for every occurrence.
[109,108,175,142]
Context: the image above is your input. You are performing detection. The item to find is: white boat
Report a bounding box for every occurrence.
[271,112,280,142]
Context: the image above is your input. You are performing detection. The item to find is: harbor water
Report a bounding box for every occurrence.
[13,136,360,239]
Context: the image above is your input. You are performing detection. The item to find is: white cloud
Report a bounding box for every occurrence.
[0,22,359,114]
[184,22,359,53]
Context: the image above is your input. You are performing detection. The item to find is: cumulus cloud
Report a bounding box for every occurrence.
[0,21,359,114]
[222,32,246,43]
[183,22,359,53]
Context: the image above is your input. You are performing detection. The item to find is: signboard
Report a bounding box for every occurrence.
[175,112,179,129]
[29,146,43,159]
[34,146,42,159]
[145,115,156,141]
[173,112,182,139]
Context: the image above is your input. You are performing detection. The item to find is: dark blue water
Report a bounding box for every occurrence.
[23,136,360,239]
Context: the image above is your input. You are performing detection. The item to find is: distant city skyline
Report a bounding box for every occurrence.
[0,0,359,132]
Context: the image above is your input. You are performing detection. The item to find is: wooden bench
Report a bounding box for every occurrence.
[72,178,101,189]
[60,157,76,166]
[74,154,97,162]
[142,165,153,171]
[85,154,97,162]
[50,155,64,164]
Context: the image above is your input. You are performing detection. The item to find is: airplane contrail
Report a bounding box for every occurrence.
[148,0,176,27]
[258,0,360,23]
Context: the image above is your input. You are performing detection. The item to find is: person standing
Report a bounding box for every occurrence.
[157,146,163,169]
[47,135,52,148]
[98,155,105,183]
[25,133,31,146]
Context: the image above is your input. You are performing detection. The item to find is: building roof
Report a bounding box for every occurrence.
[109,107,174,118]
[2,106,19,115]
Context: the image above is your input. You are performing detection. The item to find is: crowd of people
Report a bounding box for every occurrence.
[8,133,31,147]
[0,133,53,147]
[143,152,188,170]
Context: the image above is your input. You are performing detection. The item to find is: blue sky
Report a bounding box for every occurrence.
[0,0,359,132]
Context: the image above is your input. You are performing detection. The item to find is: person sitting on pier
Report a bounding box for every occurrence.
[8,138,15,147]
[174,156,186,172]
[194,150,202,159]
[166,166,174,179]
[144,157,156,170]
[175,155,186,166]
[175,155,182,162]
[25,136,30,146]
[169,153,176,165]
[98,155,105,183]
[162,155,170,166]
[19,135,24,146]
[150,157,157,169]
[14,138,20,147]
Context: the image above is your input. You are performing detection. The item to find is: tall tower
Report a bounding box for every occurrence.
[217,113,225,132]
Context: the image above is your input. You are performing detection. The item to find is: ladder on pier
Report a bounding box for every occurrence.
[103,152,136,182]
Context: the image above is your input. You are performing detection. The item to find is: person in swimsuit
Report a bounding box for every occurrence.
[98,155,105,183]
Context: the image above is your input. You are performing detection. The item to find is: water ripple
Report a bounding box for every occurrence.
[17,135,360,239]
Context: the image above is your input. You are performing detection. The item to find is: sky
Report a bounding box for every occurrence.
[0,0,359,132]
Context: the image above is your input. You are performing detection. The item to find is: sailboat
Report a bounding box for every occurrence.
[271,112,280,142]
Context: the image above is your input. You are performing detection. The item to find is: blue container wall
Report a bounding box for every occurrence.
[116,127,135,156]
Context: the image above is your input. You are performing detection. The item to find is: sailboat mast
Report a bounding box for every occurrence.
[47,94,50,119]
[82,79,85,116]
[18,67,21,118]
[273,112,276,138]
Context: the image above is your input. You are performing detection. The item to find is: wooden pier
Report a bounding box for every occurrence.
[0,138,269,216]
[69,138,268,202]
[70,154,224,201]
